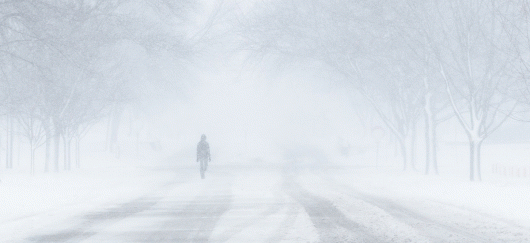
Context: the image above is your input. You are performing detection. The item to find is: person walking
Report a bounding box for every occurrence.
[197,134,211,179]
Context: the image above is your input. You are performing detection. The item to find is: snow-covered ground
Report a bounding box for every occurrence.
[1,145,530,242]
[0,164,180,242]
[295,166,530,242]
[330,167,530,228]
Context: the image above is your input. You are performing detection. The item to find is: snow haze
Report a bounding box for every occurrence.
[1,0,530,242]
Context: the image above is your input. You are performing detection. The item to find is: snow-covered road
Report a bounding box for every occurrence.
[297,168,530,243]
[5,163,530,242]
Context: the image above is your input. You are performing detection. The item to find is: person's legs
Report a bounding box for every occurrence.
[200,158,205,171]
[200,158,206,179]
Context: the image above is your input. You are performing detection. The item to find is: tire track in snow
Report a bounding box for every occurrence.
[25,171,232,243]
[283,179,380,243]
[26,196,162,242]
[263,201,299,243]
[122,174,233,242]
[355,194,494,242]
[134,195,232,242]
[211,185,299,242]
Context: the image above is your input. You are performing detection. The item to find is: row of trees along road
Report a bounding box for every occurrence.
[0,0,197,175]
[237,0,530,181]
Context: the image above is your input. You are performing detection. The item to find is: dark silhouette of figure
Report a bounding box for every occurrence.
[197,134,210,178]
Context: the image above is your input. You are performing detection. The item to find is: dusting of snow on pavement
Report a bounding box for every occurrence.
[2,159,530,242]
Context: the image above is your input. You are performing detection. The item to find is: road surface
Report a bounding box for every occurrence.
[14,163,530,242]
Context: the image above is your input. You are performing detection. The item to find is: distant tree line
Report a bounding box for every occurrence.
[0,0,195,174]
[237,0,530,181]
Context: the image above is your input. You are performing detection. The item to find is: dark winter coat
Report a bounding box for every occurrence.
[197,140,210,162]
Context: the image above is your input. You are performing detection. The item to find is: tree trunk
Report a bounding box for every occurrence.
[424,114,431,174]
[108,107,122,154]
[410,121,417,171]
[30,116,35,175]
[399,138,407,171]
[431,120,439,175]
[63,134,68,170]
[44,125,52,172]
[54,129,61,172]
[9,116,14,169]
[424,110,439,175]
[476,140,483,181]
[106,115,112,151]
[469,139,483,181]
[469,140,474,181]
[424,92,433,174]
[75,136,81,168]
[136,130,140,160]
[66,137,72,170]
[30,143,35,176]
[6,115,10,169]
[17,133,21,167]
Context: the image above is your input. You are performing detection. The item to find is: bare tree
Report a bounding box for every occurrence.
[384,0,449,175]
[501,1,530,120]
[13,66,47,175]
[0,0,198,173]
[434,0,519,181]
[238,0,426,170]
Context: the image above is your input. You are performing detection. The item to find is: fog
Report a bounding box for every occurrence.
[2,0,530,242]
